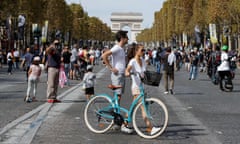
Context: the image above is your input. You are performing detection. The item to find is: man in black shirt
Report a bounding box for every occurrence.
[46,40,61,103]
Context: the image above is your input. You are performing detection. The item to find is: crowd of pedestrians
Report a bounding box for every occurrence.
[0,38,109,103]
[1,36,239,104]
[141,42,239,93]
[0,29,239,137]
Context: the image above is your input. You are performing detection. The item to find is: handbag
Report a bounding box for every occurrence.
[82,83,86,90]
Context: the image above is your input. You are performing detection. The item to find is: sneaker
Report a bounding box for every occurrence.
[164,91,169,94]
[169,89,174,95]
[121,125,133,134]
[150,127,161,135]
[47,99,61,103]
[54,99,61,103]
[26,97,32,103]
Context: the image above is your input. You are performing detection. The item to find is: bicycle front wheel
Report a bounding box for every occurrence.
[84,95,114,133]
[132,98,168,139]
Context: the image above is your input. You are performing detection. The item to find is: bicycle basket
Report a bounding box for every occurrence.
[142,71,162,86]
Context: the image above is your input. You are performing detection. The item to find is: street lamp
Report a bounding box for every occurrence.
[0,24,4,49]
[32,23,41,55]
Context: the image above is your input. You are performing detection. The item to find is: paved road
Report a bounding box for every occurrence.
[0,66,80,130]
[0,65,240,144]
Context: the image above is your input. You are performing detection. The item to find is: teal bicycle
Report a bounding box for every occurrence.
[84,72,168,139]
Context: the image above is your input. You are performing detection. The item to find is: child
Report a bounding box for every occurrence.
[83,65,96,101]
[25,56,42,102]
[59,63,67,88]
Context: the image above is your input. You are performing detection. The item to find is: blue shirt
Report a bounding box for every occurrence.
[24,52,33,67]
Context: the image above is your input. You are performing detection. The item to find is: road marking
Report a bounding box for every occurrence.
[0,85,12,90]
[0,68,107,144]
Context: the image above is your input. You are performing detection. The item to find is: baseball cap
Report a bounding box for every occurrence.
[33,56,40,61]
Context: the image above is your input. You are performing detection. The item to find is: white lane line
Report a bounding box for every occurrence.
[19,103,52,144]
[0,104,46,135]
[0,85,12,90]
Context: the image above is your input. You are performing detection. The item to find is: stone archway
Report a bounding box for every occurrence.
[110,12,143,43]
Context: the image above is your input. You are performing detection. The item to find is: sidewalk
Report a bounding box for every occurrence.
[0,64,108,144]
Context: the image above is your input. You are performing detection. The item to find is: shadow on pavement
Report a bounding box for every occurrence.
[161,123,207,140]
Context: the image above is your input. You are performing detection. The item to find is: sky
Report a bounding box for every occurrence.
[66,0,165,29]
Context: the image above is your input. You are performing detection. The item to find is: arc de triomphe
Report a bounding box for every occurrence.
[110,12,143,43]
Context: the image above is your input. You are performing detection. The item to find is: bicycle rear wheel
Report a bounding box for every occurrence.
[132,98,168,139]
[84,95,114,133]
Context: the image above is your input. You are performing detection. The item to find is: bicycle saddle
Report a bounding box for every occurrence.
[108,84,122,90]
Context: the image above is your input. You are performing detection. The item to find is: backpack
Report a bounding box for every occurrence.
[163,53,174,74]
[229,56,237,70]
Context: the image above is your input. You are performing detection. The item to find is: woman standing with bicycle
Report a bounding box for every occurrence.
[125,44,161,135]
[84,42,168,138]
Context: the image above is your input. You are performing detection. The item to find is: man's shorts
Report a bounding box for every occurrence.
[111,73,125,95]
[85,87,94,95]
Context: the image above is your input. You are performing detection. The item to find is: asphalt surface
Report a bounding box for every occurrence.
[0,64,240,144]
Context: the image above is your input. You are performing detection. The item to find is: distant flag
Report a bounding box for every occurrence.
[41,21,48,43]
[209,24,218,44]
[182,32,187,46]
[194,25,201,45]
[18,14,25,40]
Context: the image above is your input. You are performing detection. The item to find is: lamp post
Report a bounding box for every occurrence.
[32,24,41,55]
[0,25,3,50]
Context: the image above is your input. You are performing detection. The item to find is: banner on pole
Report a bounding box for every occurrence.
[209,24,218,44]
[41,20,48,43]
[182,32,187,46]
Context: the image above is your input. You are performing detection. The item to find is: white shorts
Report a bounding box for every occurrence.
[111,73,125,95]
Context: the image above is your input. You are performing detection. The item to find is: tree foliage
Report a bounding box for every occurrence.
[137,0,240,45]
[0,0,112,44]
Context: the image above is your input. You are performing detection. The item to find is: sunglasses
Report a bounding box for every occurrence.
[141,49,146,52]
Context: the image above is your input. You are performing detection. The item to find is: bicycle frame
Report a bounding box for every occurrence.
[97,82,150,124]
